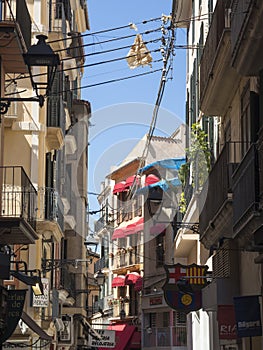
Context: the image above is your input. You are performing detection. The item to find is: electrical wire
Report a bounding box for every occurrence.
[66,68,163,91]
[54,27,163,54]
[61,37,162,62]
[48,16,163,44]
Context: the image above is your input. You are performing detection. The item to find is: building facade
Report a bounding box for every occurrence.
[93,127,187,349]
[175,0,263,349]
[0,1,95,349]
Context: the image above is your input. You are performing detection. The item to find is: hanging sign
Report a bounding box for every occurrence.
[32,278,49,307]
[233,295,262,338]
[217,305,237,340]
[0,289,27,344]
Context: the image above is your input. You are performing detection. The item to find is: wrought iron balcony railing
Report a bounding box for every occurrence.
[0,166,37,230]
[0,0,31,50]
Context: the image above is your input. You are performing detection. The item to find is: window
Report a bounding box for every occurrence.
[163,312,170,327]
[241,83,251,156]
[208,0,213,25]
[156,233,165,267]
[173,311,187,325]
[192,0,195,46]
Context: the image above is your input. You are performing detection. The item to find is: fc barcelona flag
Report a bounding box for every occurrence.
[163,263,209,291]
[162,263,209,313]
[163,289,202,313]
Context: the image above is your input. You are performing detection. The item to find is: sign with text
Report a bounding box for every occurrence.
[32,278,49,307]
[234,295,262,338]
[0,289,27,344]
[88,329,116,348]
[217,305,237,340]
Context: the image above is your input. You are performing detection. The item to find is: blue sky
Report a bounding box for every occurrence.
[83,1,187,216]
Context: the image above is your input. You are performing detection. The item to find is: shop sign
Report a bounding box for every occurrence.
[88,329,116,348]
[0,289,27,344]
[32,278,49,307]
[234,295,262,338]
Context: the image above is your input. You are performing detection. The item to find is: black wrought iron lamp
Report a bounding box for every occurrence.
[0,35,60,115]
[146,188,199,234]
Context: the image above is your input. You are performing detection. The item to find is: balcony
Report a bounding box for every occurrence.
[36,187,64,242]
[0,166,38,244]
[0,0,31,73]
[113,250,142,272]
[46,96,65,152]
[200,0,239,115]
[49,1,70,53]
[232,144,262,245]
[231,0,263,76]
[143,326,187,349]
[199,143,240,249]
[94,256,109,273]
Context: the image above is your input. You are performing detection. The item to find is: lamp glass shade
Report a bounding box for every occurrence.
[95,270,105,286]
[23,35,60,98]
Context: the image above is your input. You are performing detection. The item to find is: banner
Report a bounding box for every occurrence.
[217,305,237,340]
[233,295,262,338]
[0,289,27,344]
[163,289,202,313]
[32,278,49,307]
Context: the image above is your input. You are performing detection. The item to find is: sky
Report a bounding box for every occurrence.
[82,1,187,221]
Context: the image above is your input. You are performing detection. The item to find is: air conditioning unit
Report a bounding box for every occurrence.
[54,318,64,332]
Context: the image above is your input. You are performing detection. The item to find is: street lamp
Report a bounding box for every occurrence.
[146,188,199,233]
[94,270,105,286]
[0,35,60,115]
[84,233,99,252]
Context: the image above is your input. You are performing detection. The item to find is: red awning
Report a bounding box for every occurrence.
[113,181,126,194]
[112,275,126,288]
[124,175,140,189]
[134,276,143,292]
[128,331,141,349]
[125,272,141,285]
[112,228,126,240]
[150,223,167,235]
[99,324,138,350]
[125,217,144,236]
[145,174,160,186]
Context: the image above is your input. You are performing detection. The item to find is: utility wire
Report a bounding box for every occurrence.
[48,16,163,44]
[62,37,162,62]
[68,68,163,90]
[54,27,162,53]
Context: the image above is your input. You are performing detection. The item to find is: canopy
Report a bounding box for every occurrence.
[98,324,140,350]
[124,175,140,189]
[125,272,141,285]
[112,275,126,288]
[112,228,125,240]
[125,217,144,236]
[139,157,186,173]
[113,181,126,194]
[145,174,160,186]
[136,177,181,195]
[112,217,144,240]
[134,276,143,292]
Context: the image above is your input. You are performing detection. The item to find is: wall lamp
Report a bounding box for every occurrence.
[0,35,60,115]
[10,261,44,296]
[84,233,99,252]
[146,188,199,234]
[94,270,105,286]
